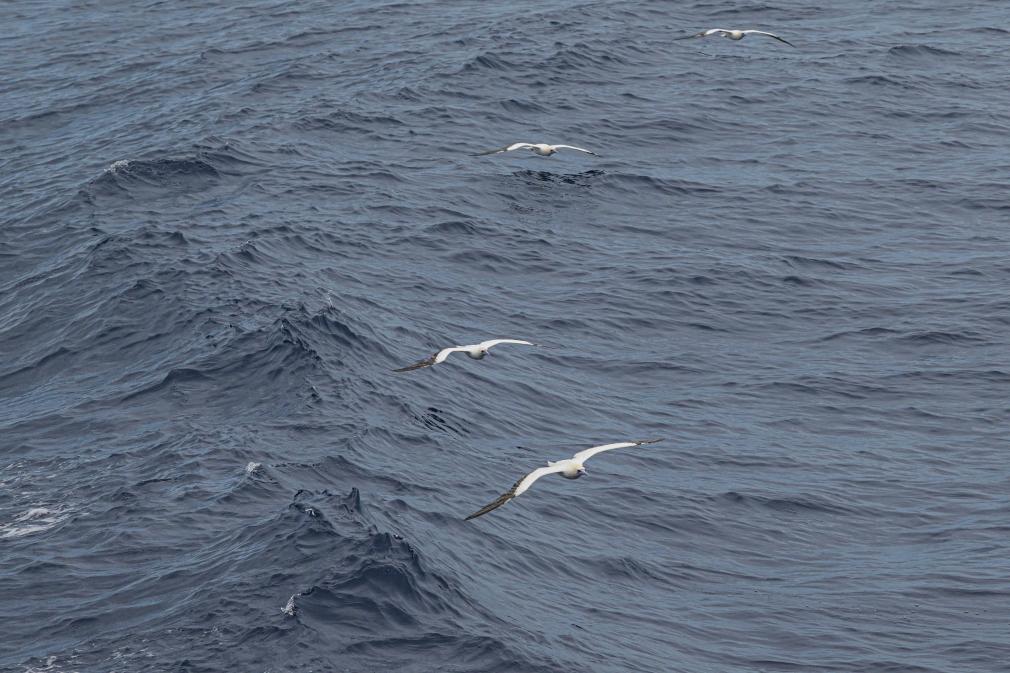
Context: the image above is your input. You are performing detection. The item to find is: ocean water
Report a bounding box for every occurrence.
[2,0,1009,671]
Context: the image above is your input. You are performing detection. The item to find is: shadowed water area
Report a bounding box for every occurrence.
[2,0,1009,671]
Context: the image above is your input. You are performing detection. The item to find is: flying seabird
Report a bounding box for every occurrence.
[465,438,663,520]
[679,28,795,47]
[474,142,599,157]
[393,339,536,372]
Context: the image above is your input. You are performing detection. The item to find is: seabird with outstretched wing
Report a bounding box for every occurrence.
[393,339,536,372]
[678,28,795,47]
[465,439,663,520]
[474,142,599,157]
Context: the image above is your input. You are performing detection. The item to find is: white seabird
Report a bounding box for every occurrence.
[679,28,795,47]
[465,438,663,520]
[393,339,536,372]
[474,142,599,157]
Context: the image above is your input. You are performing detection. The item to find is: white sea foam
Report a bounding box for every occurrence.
[282,594,297,616]
[245,461,261,475]
[0,506,68,540]
[22,654,80,673]
[1,460,27,489]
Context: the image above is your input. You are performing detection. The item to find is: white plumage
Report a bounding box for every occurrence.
[680,28,795,47]
[474,142,599,157]
[393,339,536,372]
[465,439,662,520]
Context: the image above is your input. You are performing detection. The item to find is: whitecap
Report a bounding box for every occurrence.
[0,506,68,540]
[22,654,80,673]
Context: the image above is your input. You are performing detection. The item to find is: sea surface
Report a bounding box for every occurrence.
[2,1,1009,671]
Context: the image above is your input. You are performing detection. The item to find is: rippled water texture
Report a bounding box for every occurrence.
[2,1,1009,671]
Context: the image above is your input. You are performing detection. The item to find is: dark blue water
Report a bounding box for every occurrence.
[3,1,1009,671]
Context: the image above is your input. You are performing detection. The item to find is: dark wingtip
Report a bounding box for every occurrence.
[464,491,515,521]
[639,438,663,445]
[392,357,435,372]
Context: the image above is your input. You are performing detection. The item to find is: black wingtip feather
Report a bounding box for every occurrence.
[465,476,526,521]
[465,494,511,521]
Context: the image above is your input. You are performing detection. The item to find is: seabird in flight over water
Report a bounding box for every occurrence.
[465,439,663,520]
[393,339,536,372]
[679,28,795,47]
[474,142,599,157]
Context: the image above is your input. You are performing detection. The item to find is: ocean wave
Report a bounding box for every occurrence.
[894,330,987,346]
[844,74,913,88]
[0,506,70,540]
[89,157,220,195]
[715,491,857,515]
[887,45,963,58]
[5,0,1010,671]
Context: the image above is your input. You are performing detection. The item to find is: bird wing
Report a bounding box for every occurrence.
[392,346,465,372]
[478,338,535,350]
[433,346,469,364]
[552,145,598,156]
[465,464,567,520]
[743,30,795,46]
[572,438,662,463]
[392,353,438,372]
[703,28,732,36]
[473,143,534,156]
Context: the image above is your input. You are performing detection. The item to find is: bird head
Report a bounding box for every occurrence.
[577,464,587,476]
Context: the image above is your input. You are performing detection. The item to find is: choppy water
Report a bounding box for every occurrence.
[3,1,1010,671]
